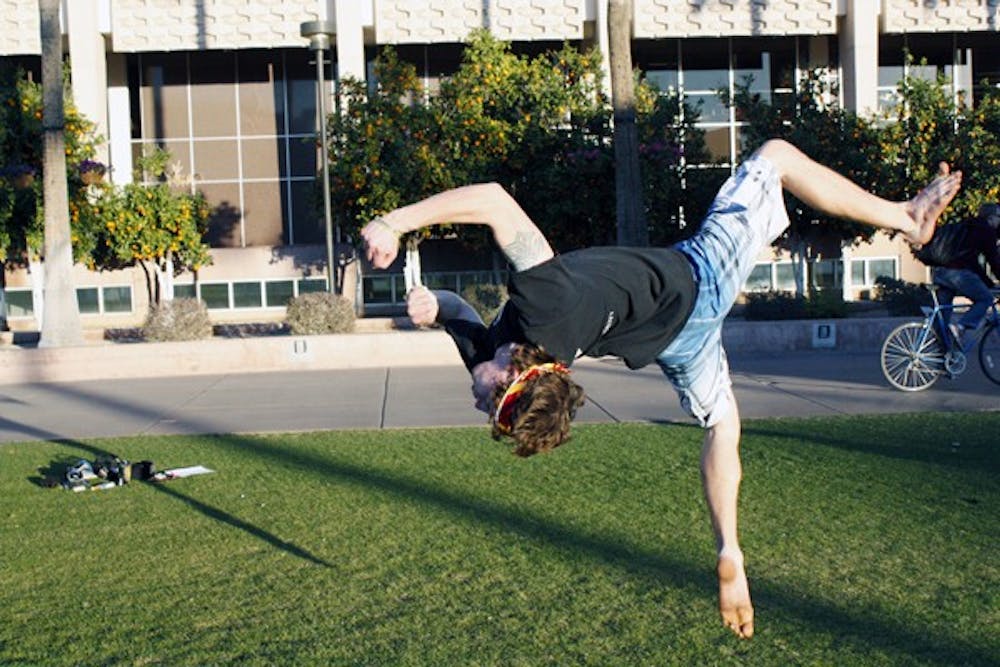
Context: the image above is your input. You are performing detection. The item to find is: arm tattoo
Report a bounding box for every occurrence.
[502,229,550,271]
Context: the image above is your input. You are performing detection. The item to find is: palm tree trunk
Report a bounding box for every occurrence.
[38,0,83,347]
[608,0,648,247]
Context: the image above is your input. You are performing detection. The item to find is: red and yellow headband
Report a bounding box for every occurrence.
[493,362,570,434]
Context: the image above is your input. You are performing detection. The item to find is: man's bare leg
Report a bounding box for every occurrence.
[701,397,754,639]
[756,139,962,246]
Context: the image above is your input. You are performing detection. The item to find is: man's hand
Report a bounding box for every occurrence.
[361,217,400,269]
[407,286,439,327]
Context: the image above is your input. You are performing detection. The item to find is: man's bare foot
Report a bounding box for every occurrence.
[718,553,754,639]
[904,162,962,247]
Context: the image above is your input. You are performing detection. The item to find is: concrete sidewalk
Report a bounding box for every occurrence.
[0,315,917,386]
[1,346,996,444]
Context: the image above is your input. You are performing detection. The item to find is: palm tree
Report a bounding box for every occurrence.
[38,0,82,347]
[608,0,648,247]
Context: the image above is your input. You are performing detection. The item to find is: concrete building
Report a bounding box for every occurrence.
[1,0,997,331]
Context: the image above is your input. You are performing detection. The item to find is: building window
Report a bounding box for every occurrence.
[77,288,100,314]
[174,284,197,299]
[878,34,974,113]
[4,289,34,317]
[265,280,294,307]
[851,257,898,286]
[363,275,396,305]
[744,263,773,291]
[103,287,133,313]
[128,49,328,249]
[810,260,842,290]
[170,277,329,310]
[639,36,819,167]
[200,283,231,309]
[233,281,263,308]
[774,263,797,292]
[297,278,327,294]
[361,270,509,309]
[4,286,133,317]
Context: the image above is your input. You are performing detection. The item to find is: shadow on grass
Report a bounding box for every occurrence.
[204,428,991,665]
[11,417,331,569]
[5,384,996,664]
[739,416,1000,474]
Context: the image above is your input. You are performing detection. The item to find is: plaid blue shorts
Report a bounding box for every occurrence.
[656,155,790,427]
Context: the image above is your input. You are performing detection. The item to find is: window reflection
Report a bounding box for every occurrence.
[129,49,334,249]
[641,36,815,166]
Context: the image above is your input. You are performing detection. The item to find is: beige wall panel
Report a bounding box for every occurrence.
[633,0,838,38]
[111,0,323,52]
[0,0,40,55]
[375,0,482,43]
[882,0,999,33]
[375,0,582,44]
[490,0,585,41]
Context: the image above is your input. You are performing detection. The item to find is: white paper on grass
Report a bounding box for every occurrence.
[164,465,215,478]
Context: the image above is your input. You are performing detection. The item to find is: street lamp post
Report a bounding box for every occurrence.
[300,20,338,293]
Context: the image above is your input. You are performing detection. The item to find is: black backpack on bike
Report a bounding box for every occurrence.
[913,223,970,268]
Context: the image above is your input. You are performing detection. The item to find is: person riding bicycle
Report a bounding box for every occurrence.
[362,139,962,640]
[914,202,1000,342]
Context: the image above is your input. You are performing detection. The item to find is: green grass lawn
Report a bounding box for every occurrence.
[1,412,997,666]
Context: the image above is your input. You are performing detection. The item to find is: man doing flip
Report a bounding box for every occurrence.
[361,139,962,639]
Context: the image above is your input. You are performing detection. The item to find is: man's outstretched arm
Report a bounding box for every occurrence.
[407,286,483,328]
[360,183,554,272]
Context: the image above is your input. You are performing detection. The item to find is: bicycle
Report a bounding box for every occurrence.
[880,285,1000,391]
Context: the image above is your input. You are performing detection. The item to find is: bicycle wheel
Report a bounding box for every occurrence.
[977,323,1000,386]
[881,322,946,391]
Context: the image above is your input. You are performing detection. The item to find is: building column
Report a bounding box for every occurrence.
[596,0,612,100]
[841,241,854,302]
[334,0,366,83]
[840,0,879,117]
[65,0,109,165]
[105,54,133,185]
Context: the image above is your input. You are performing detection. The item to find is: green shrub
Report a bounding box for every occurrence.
[803,290,849,319]
[874,276,931,316]
[461,283,508,323]
[744,291,806,320]
[286,292,356,335]
[744,290,847,320]
[142,298,213,342]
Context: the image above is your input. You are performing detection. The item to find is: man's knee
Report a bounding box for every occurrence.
[753,138,794,162]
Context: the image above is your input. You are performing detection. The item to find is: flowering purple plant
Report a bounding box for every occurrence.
[78,159,106,176]
[3,163,36,178]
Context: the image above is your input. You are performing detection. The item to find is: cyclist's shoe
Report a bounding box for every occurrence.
[949,323,965,345]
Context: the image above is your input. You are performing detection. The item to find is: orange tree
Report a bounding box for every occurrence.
[955,87,1000,215]
[434,30,611,250]
[876,69,1000,222]
[73,148,212,304]
[730,70,888,293]
[729,65,1000,293]
[326,48,452,241]
[0,64,101,268]
[326,30,713,254]
[636,81,716,246]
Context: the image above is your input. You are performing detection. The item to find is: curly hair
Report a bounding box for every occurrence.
[488,344,587,457]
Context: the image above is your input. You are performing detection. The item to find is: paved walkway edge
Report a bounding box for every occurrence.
[0,317,914,386]
[0,330,464,385]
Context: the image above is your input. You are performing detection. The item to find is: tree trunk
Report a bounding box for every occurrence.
[608,0,648,247]
[160,251,175,301]
[28,257,44,329]
[38,0,83,347]
[139,259,154,307]
[0,262,7,331]
[789,237,807,297]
